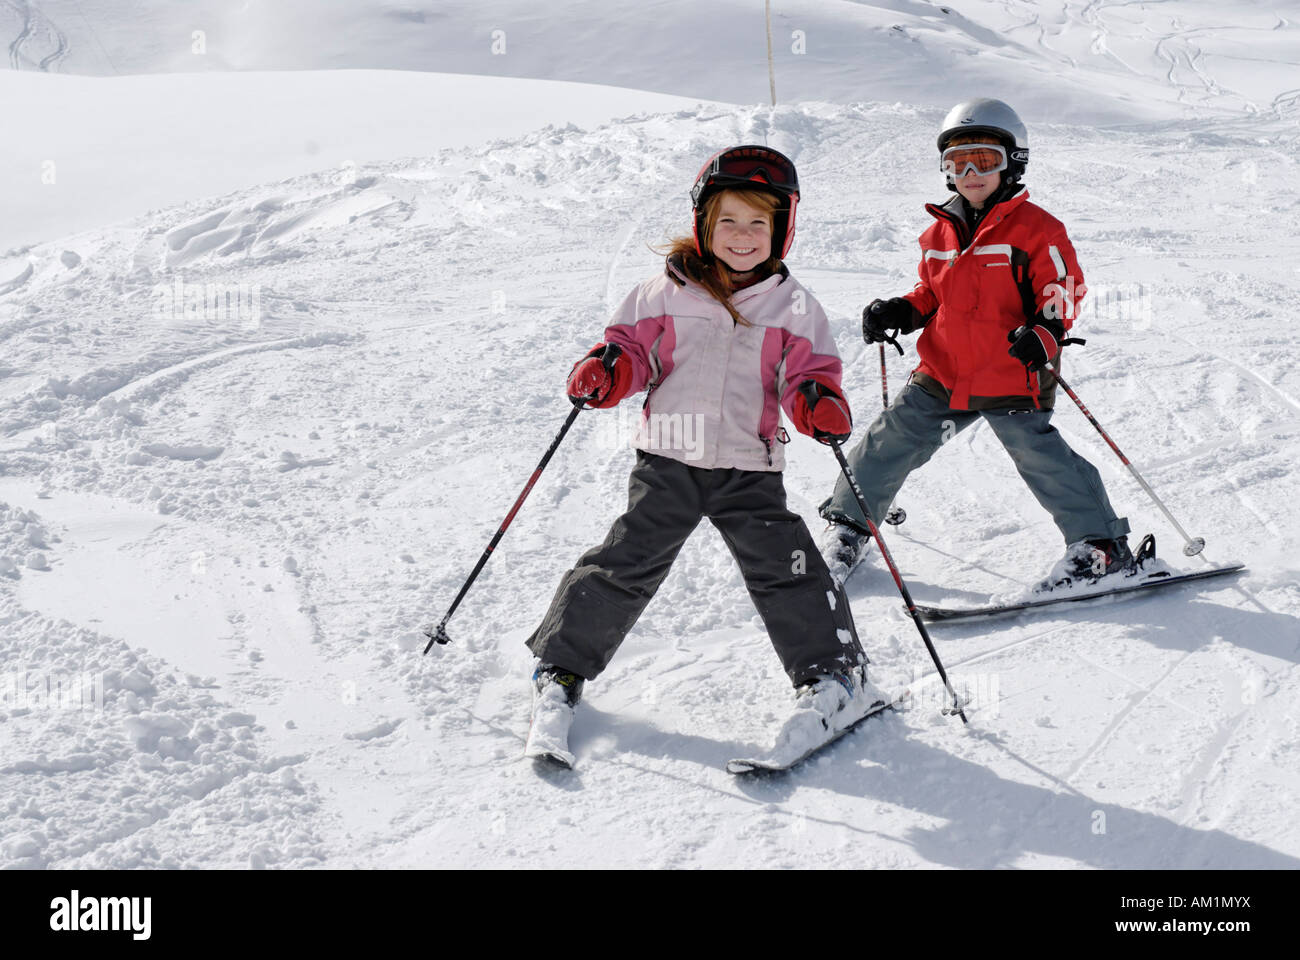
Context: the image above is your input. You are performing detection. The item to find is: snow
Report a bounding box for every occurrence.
[1,0,1298,870]
[0,70,722,252]
[15,0,1297,122]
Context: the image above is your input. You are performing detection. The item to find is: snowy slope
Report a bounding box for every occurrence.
[2,84,1298,868]
[0,69,719,252]
[10,1,1300,248]
[15,0,1300,122]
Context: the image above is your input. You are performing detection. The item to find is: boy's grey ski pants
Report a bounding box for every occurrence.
[819,381,1129,545]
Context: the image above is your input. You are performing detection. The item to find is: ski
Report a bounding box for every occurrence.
[916,563,1246,623]
[526,747,575,770]
[727,691,908,775]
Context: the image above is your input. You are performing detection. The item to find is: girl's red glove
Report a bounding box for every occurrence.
[566,343,630,408]
[793,379,852,444]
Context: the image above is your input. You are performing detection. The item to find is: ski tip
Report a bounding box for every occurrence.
[727,759,789,776]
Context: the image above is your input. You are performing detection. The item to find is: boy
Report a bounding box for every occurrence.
[818,98,1132,593]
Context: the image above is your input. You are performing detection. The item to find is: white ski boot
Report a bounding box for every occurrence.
[765,664,888,764]
[524,663,584,769]
[817,522,872,589]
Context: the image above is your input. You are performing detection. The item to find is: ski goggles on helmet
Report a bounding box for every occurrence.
[691,145,799,207]
[940,142,1008,179]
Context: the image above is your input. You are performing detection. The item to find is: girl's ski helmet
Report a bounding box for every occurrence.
[690,145,800,258]
[937,98,1029,185]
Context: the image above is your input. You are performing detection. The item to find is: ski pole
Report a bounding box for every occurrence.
[816,426,967,723]
[879,342,907,527]
[423,345,622,652]
[1046,362,1206,557]
[879,342,890,408]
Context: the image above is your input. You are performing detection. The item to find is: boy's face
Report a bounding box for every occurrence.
[710,193,772,272]
[954,169,1000,209]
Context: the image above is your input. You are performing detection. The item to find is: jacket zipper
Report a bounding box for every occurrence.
[759,426,789,467]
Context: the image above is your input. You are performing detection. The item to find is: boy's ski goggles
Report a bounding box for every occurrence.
[940,142,1008,179]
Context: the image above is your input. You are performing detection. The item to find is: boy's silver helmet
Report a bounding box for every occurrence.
[938,98,1029,183]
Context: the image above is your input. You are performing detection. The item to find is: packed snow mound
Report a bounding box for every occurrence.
[0,593,327,869]
[2,99,1298,867]
[0,500,58,578]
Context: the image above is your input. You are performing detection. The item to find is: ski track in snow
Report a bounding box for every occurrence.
[2,86,1299,868]
[5,0,68,72]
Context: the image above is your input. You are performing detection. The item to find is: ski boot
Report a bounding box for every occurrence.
[525,663,585,769]
[773,664,887,754]
[1034,535,1139,594]
[817,521,872,589]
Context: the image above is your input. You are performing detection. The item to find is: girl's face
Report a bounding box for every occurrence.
[954,169,1000,209]
[710,193,772,272]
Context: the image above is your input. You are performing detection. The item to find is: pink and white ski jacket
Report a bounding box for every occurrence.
[602,258,845,472]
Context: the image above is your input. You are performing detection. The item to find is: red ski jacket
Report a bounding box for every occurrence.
[902,188,1085,410]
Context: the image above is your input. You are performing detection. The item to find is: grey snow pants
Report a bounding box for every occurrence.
[526,451,864,686]
[819,381,1130,545]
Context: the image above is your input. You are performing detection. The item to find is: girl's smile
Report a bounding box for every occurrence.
[710,194,773,272]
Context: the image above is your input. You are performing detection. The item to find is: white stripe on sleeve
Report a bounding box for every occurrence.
[1048,245,1067,279]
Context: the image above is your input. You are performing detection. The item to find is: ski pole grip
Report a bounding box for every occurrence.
[796,378,821,410]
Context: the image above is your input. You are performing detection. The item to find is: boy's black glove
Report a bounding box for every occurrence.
[862,298,913,344]
[1007,324,1059,371]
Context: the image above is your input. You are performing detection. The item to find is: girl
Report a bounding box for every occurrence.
[524,145,883,767]
[817,98,1133,594]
